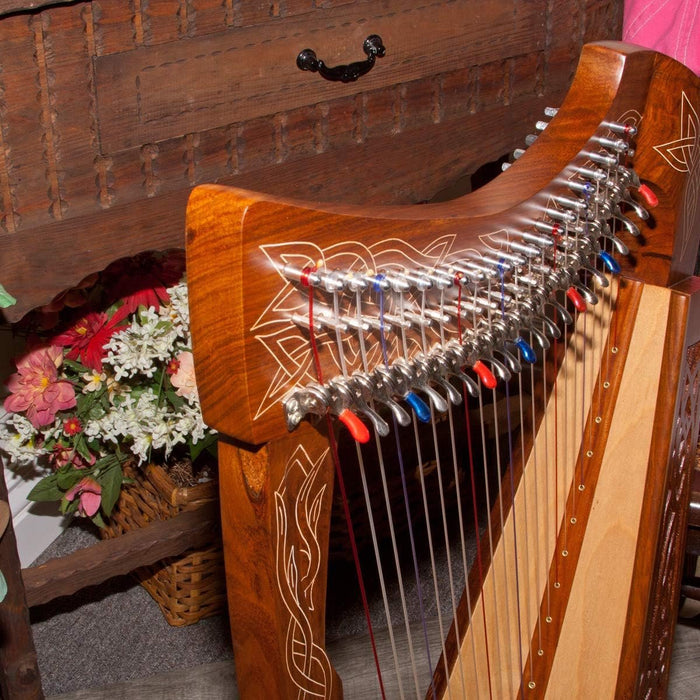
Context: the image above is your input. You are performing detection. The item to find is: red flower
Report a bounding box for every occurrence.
[52,312,123,372]
[165,358,180,376]
[105,252,185,324]
[63,417,82,436]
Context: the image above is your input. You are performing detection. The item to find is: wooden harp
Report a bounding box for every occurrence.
[185,42,700,698]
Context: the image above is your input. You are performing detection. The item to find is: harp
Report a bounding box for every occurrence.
[185,42,700,698]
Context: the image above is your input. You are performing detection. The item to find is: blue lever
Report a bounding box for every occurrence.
[405,391,431,423]
[599,250,621,274]
[514,337,537,364]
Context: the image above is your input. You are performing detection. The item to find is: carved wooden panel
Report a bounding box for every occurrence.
[635,340,700,698]
[0,0,624,321]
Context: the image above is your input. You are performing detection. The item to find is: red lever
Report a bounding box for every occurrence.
[566,287,587,313]
[637,183,658,208]
[338,408,370,443]
[473,360,497,389]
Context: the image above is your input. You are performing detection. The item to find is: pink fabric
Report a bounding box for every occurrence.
[623,0,700,75]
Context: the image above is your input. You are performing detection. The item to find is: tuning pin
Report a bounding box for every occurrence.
[603,120,637,137]
[593,136,629,153]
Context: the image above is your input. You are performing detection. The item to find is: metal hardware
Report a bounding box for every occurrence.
[297,35,385,83]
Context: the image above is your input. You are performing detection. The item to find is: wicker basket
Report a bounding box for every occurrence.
[100,462,227,626]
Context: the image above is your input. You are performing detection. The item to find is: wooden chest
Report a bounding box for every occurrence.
[0,0,623,321]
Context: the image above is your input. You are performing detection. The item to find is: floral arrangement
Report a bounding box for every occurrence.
[0,252,216,527]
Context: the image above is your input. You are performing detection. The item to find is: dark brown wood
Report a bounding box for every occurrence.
[0,99,546,322]
[93,0,543,153]
[0,0,623,322]
[22,501,219,608]
[0,1,78,16]
[0,471,43,699]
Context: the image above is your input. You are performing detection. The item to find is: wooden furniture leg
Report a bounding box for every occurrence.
[218,423,342,699]
[0,470,43,699]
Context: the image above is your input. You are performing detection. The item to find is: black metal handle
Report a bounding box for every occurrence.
[296,35,385,83]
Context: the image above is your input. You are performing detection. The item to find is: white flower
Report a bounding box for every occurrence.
[82,370,106,393]
[104,307,179,380]
[0,413,46,465]
[159,281,190,344]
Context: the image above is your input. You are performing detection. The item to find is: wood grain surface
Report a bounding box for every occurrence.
[0,0,624,321]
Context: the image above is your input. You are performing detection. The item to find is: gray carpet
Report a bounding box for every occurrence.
[30,518,700,698]
[30,524,234,697]
[31,507,471,697]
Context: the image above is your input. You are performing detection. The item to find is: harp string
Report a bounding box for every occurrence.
[498,261,526,690]
[351,286,414,697]
[418,285,457,696]
[377,281,440,699]
[457,283,494,700]
[303,273,387,699]
[435,286,470,696]
[447,285,481,698]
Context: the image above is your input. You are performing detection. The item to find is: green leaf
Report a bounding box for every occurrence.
[190,432,218,461]
[0,570,7,603]
[165,389,185,411]
[91,511,106,529]
[27,475,64,502]
[74,436,93,464]
[56,468,84,491]
[98,461,123,516]
[60,497,78,516]
[63,358,89,374]
[0,284,17,309]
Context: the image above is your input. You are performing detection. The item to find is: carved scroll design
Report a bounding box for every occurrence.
[274,444,334,699]
[653,91,699,262]
[252,230,532,420]
[636,341,700,698]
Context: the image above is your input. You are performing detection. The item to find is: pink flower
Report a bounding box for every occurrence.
[52,312,123,372]
[4,346,76,428]
[170,351,198,399]
[64,477,102,517]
